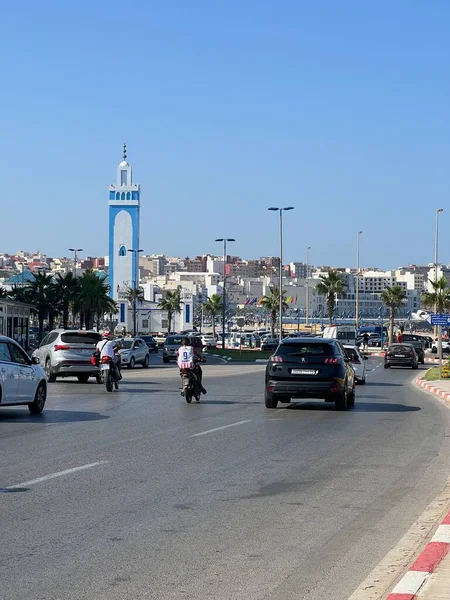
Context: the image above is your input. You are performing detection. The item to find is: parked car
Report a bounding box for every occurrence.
[431,339,450,354]
[154,333,168,347]
[265,338,356,410]
[117,337,150,368]
[140,335,158,353]
[0,336,47,413]
[343,344,367,384]
[196,334,217,349]
[261,338,279,352]
[163,335,185,363]
[384,343,419,369]
[32,329,102,383]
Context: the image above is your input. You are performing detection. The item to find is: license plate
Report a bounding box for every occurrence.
[291,369,317,375]
[101,364,110,370]
[394,354,405,358]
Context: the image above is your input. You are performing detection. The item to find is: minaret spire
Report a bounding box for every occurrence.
[123,142,127,161]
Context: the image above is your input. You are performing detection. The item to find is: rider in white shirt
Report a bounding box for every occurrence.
[96,332,122,379]
[177,337,207,394]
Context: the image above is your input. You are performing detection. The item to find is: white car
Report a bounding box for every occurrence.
[343,344,367,385]
[0,336,47,413]
[197,334,217,349]
[431,339,450,354]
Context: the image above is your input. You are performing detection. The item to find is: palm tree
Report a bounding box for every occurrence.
[54,272,80,329]
[23,272,55,341]
[8,284,32,304]
[316,270,345,323]
[77,270,112,330]
[203,294,223,337]
[158,287,182,333]
[0,287,8,298]
[422,277,450,314]
[125,286,145,304]
[381,285,407,345]
[259,287,288,338]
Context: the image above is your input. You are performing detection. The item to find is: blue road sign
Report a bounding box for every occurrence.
[430,314,450,326]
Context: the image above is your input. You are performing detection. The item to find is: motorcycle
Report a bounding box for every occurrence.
[100,356,120,392]
[180,358,205,404]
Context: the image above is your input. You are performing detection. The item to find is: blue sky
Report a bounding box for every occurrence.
[1,1,449,269]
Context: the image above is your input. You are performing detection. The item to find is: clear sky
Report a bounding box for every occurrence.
[1,1,449,269]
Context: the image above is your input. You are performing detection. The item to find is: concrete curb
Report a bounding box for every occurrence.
[414,374,450,403]
[386,510,450,599]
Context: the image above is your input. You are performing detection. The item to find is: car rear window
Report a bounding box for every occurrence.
[389,345,412,352]
[345,348,358,360]
[276,343,335,357]
[166,336,184,345]
[60,332,102,344]
[337,331,356,340]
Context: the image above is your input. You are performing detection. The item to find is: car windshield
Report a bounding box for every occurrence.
[60,332,102,344]
[276,343,335,357]
[121,340,133,349]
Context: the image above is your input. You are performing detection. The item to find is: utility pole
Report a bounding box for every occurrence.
[215,238,235,349]
[128,248,143,336]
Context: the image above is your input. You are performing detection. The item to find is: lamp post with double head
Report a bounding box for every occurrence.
[355,231,363,331]
[68,248,83,278]
[268,207,294,343]
[215,238,235,349]
[305,246,311,326]
[434,209,444,374]
[128,248,144,336]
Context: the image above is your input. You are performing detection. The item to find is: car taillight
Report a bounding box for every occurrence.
[54,345,70,351]
[270,356,283,363]
[409,351,415,357]
[324,358,339,364]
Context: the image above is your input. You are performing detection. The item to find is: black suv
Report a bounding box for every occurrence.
[265,338,356,411]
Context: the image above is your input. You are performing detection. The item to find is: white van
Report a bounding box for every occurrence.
[322,325,357,345]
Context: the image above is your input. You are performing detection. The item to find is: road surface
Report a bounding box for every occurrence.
[1,358,450,599]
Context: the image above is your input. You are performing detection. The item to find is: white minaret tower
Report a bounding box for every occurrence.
[108,143,141,328]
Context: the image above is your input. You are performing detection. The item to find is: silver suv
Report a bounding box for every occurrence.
[117,337,150,369]
[32,330,102,383]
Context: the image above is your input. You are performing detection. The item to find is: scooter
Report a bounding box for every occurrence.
[100,356,120,392]
[180,358,206,403]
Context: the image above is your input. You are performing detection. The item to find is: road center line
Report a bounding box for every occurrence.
[5,461,109,489]
[191,420,252,437]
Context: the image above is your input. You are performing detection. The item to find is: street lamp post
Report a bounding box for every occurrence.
[128,248,144,336]
[68,248,83,278]
[435,209,444,376]
[355,231,363,331]
[305,246,311,326]
[215,238,235,349]
[268,207,294,343]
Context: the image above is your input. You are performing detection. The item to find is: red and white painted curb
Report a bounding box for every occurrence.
[386,511,450,599]
[415,375,450,402]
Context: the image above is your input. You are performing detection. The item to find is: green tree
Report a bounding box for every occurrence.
[381,285,407,345]
[8,284,32,304]
[259,287,288,338]
[203,294,223,337]
[422,277,450,314]
[54,272,80,329]
[158,287,182,333]
[0,287,8,298]
[125,286,145,305]
[22,272,55,341]
[316,270,345,323]
[77,270,113,330]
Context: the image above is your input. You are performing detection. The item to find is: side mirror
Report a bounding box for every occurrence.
[31,356,40,365]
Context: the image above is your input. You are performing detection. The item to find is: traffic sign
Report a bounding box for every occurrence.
[236,317,245,328]
[430,314,450,326]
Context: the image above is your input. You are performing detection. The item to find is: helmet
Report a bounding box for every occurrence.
[102,331,111,339]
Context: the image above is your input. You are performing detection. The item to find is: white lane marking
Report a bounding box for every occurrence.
[391,570,429,594]
[5,461,108,489]
[191,420,252,437]
[431,524,450,543]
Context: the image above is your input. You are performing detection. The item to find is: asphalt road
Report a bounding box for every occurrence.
[2,358,450,600]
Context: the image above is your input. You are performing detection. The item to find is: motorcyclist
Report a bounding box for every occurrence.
[95,332,122,382]
[177,337,207,395]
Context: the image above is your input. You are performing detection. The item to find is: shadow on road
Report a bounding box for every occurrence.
[286,401,420,412]
[0,410,109,423]
[365,381,404,387]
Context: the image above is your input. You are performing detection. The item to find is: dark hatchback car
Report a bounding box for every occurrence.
[141,335,158,353]
[265,338,355,411]
[384,344,418,369]
[407,340,425,364]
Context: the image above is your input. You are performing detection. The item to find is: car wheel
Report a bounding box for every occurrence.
[413,363,419,370]
[96,375,102,384]
[143,354,149,368]
[128,356,135,369]
[347,384,355,408]
[45,359,57,383]
[432,347,437,354]
[384,363,390,369]
[28,382,46,414]
[163,357,169,364]
[359,377,366,385]
[335,386,347,411]
[264,389,278,409]
[77,374,90,383]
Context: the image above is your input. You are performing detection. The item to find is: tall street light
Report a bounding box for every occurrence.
[128,248,144,336]
[215,238,235,349]
[268,206,294,343]
[355,231,363,331]
[68,248,83,278]
[434,209,444,374]
[305,246,311,326]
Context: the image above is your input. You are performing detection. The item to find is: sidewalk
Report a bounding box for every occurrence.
[388,375,450,599]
